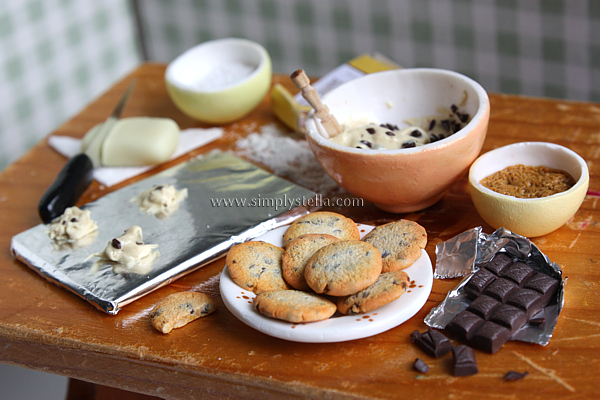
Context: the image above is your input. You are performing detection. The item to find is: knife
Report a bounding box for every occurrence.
[38,80,136,223]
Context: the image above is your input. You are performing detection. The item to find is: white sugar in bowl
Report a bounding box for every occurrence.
[165,38,272,124]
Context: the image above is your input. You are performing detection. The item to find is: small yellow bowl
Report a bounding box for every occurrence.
[165,38,272,124]
[469,142,589,237]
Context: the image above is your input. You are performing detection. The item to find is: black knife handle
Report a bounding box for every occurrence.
[38,153,94,223]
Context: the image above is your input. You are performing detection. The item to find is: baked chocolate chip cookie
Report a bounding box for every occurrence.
[282,211,360,248]
[282,234,340,291]
[149,291,217,334]
[337,270,410,314]
[226,241,289,294]
[305,240,382,296]
[362,219,427,272]
[253,289,337,323]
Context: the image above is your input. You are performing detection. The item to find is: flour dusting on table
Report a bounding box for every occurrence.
[234,124,345,196]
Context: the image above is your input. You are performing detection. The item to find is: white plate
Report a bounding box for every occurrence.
[219,224,433,343]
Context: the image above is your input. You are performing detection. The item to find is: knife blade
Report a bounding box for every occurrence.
[38,80,136,223]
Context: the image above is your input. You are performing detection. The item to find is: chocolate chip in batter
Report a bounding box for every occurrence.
[402,141,416,148]
[112,238,122,249]
[428,120,436,130]
[367,127,376,134]
[410,130,422,138]
[385,131,395,136]
[360,140,373,149]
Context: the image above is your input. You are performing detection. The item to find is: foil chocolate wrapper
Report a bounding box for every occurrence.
[426,227,565,346]
[11,151,316,314]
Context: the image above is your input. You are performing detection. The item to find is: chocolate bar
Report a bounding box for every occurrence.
[452,345,478,376]
[410,329,453,358]
[445,254,560,353]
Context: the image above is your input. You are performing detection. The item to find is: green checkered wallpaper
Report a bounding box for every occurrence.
[0,0,141,171]
[137,0,599,102]
[1,0,599,171]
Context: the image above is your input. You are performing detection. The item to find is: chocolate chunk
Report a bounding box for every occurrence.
[410,329,453,358]
[507,288,547,318]
[500,262,536,286]
[413,358,430,373]
[504,371,528,381]
[484,278,518,302]
[467,295,501,319]
[464,269,496,299]
[484,253,513,275]
[490,304,528,332]
[523,272,559,297]
[529,317,546,328]
[470,321,511,354]
[446,310,485,341]
[366,127,376,134]
[452,345,478,376]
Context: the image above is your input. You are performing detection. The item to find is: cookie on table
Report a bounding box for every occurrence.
[282,211,360,248]
[226,241,289,294]
[253,289,337,323]
[149,291,217,334]
[281,234,340,291]
[337,270,410,314]
[362,219,427,272]
[305,240,382,296]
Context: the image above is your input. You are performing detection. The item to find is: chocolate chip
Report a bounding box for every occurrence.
[136,241,143,245]
[155,185,163,190]
[360,140,373,148]
[413,358,430,373]
[401,141,416,148]
[366,127,376,134]
[62,220,66,225]
[70,218,78,223]
[458,112,470,123]
[410,130,422,137]
[451,104,458,113]
[441,119,451,131]
[112,238,122,249]
[385,131,395,136]
[428,120,436,130]
[504,371,528,381]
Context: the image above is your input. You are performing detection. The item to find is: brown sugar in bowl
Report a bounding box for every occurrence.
[304,68,490,213]
[469,142,589,237]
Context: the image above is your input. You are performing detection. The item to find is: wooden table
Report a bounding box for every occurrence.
[1,64,599,399]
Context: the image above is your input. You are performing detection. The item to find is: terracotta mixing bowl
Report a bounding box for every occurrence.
[304,68,490,213]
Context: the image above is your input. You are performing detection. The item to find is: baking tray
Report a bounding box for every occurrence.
[11,151,316,314]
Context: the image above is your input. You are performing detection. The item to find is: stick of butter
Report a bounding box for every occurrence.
[82,117,180,167]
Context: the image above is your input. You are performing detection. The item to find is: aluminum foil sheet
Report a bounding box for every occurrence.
[11,151,316,314]
[426,227,565,345]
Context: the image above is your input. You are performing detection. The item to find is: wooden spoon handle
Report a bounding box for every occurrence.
[290,69,343,138]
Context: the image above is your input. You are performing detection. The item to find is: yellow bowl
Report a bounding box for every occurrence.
[469,142,589,237]
[165,38,272,124]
